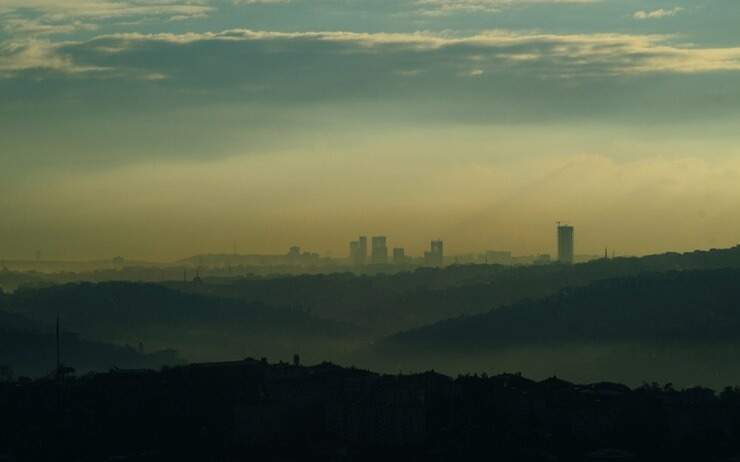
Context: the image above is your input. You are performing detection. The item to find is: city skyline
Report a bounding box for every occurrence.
[3,223,597,265]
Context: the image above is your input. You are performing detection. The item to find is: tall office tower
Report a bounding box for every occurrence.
[371,236,388,264]
[393,248,406,264]
[557,224,575,264]
[349,240,362,266]
[425,240,444,266]
[358,236,368,265]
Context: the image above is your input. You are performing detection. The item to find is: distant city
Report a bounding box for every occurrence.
[1,223,607,275]
[344,223,581,268]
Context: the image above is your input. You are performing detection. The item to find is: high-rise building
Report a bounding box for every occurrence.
[349,240,362,266]
[358,236,368,265]
[557,224,574,264]
[371,236,388,264]
[393,248,406,264]
[425,240,444,266]
[349,236,368,266]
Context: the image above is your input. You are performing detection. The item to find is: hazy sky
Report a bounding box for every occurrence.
[1,0,740,260]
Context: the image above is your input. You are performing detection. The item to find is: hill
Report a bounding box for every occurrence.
[3,282,364,364]
[168,245,740,335]
[0,308,178,378]
[367,269,740,387]
[3,359,740,461]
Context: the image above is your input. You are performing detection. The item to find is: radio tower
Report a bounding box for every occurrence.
[56,313,61,378]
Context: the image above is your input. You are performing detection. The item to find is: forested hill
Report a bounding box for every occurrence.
[3,282,364,364]
[169,245,740,334]
[7,282,352,335]
[383,268,740,351]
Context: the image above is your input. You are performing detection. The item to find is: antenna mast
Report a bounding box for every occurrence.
[56,313,61,376]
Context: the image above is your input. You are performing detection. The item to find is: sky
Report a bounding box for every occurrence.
[1,0,740,261]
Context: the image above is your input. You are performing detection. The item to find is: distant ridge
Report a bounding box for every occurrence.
[384,268,740,350]
[364,267,740,387]
[2,281,364,367]
[168,244,740,335]
[0,307,179,377]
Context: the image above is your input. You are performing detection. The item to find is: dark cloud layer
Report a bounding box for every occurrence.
[2,27,740,176]
[4,29,740,112]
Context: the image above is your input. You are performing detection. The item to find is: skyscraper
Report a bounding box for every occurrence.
[349,240,362,266]
[371,236,388,264]
[425,240,444,266]
[557,224,574,264]
[393,247,406,264]
[358,236,368,265]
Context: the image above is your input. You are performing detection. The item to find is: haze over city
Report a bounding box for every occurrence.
[2,1,740,260]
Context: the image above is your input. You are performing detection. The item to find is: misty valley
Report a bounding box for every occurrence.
[4,245,740,388]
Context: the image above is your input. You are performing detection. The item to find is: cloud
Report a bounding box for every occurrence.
[0,39,108,76]
[633,7,684,20]
[232,0,290,4]
[1,27,739,126]
[44,28,740,79]
[414,0,600,16]
[0,0,213,18]
[0,0,213,37]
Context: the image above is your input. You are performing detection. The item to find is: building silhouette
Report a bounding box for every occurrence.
[425,240,444,266]
[393,248,406,264]
[557,224,574,264]
[349,236,370,266]
[371,236,388,264]
[359,236,368,264]
[349,241,362,266]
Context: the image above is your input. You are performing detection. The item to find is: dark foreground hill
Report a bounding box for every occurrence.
[2,282,364,365]
[367,269,740,387]
[2,359,740,462]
